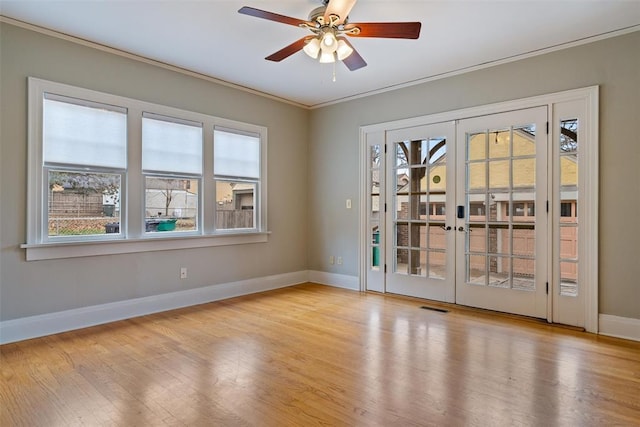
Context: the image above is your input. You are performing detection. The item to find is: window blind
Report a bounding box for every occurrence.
[43,96,127,168]
[142,114,203,175]
[214,129,260,179]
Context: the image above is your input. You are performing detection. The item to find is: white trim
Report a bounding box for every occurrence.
[21,232,270,261]
[308,270,360,291]
[0,16,308,109]
[358,127,368,292]
[582,89,600,334]
[361,87,599,134]
[311,27,639,109]
[599,314,640,342]
[0,271,308,345]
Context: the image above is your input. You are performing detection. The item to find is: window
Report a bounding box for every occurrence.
[469,202,486,217]
[506,201,535,217]
[43,94,126,240]
[214,128,260,231]
[428,203,446,216]
[142,114,202,234]
[26,78,267,260]
[560,202,574,218]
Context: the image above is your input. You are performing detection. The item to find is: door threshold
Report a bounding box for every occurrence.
[371,291,586,332]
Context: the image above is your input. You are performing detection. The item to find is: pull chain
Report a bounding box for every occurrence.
[332,61,336,82]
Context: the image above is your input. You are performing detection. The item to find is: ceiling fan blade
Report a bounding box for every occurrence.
[265,36,314,62]
[344,22,422,39]
[338,38,367,71]
[324,0,358,25]
[238,6,311,27]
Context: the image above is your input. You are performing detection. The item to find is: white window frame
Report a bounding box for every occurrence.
[141,112,204,237]
[23,77,268,261]
[213,126,262,234]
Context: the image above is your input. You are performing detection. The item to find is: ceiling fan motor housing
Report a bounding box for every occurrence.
[308,6,326,24]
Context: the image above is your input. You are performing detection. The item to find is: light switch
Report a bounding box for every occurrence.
[346,199,352,209]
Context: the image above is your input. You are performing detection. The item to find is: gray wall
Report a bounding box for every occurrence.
[0,23,309,320]
[308,31,640,320]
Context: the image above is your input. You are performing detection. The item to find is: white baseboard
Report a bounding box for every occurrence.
[15,271,632,345]
[599,314,640,342]
[0,271,308,345]
[308,270,360,291]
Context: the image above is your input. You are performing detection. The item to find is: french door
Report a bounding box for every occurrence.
[455,107,548,318]
[372,107,548,319]
[385,122,456,302]
[363,88,597,329]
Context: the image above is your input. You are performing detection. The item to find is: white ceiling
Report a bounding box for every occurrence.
[1,1,639,108]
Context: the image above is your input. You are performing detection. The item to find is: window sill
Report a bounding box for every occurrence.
[21,232,270,261]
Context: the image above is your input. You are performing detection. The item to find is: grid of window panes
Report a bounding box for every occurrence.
[465,125,537,290]
[370,144,381,270]
[393,137,447,279]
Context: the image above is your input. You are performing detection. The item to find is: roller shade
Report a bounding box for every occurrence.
[214,128,260,179]
[43,95,127,168]
[142,113,203,175]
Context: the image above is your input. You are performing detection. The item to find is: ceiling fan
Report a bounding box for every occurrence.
[238,0,421,71]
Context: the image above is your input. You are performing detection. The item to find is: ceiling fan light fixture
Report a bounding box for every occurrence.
[238,2,421,72]
[303,37,321,59]
[336,39,353,60]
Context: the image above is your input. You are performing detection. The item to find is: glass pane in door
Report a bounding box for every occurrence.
[392,136,448,278]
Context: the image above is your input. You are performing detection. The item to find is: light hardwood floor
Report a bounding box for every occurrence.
[1,283,639,426]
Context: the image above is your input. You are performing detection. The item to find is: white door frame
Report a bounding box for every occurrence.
[359,86,599,332]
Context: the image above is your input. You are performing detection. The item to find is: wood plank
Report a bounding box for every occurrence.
[1,283,639,426]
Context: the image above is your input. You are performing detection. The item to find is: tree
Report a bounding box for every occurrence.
[49,171,120,199]
[145,178,187,216]
[395,138,446,275]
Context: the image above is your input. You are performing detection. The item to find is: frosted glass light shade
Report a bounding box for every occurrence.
[303,38,321,59]
[336,39,353,60]
[319,50,335,63]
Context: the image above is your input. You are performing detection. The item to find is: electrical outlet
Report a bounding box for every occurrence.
[180,267,187,279]
[329,256,335,265]
[337,257,343,265]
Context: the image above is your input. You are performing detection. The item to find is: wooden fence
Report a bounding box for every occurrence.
[216,210,253,229]
[49,192,105,217]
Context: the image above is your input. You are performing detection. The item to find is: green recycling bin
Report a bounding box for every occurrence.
[372,230,380,267]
